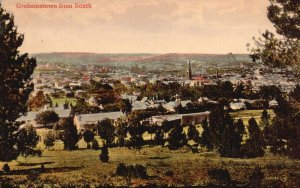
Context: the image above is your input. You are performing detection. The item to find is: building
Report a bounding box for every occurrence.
[150,111,210,126]
[73,112,125,131]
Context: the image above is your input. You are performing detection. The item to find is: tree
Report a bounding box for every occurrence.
[243,118,265,158]
[260,109,271,145]
[248,1,300,69]
[17,125,40,159]
[168,124,187,150]
[267,0,300,39]
[127,120,146,149]
[99,145,109,162]
[35,110,59,128]
[219,113,244,157]
[187,125,199,142]
[0,4,36,164]
[29,91,47,109]
[61,117,80,150]
[209,105,225,148]
[83,130,94,149]
[44,131,56,149]
[97,118,115,146]
[119,99,132,114]
[63,100,69,109]
[154,127,164,146]
[200,118,213,150]
[147,124,157,141]
[115,119,128,147]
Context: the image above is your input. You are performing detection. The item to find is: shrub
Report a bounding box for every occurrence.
[99,146,109,162]
[2,164,10,173]
[249,166,264,187]
[91,139,99,150]
[208,168,231,186]
[44,131,56,149]
[116,163,127,176]
[115,163,148,179]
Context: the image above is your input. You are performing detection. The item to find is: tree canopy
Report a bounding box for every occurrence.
[0,4,37,162]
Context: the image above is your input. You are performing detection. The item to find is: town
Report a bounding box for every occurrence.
[1,0,300,187]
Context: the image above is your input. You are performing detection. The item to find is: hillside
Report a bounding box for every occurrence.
[32,52,254,68]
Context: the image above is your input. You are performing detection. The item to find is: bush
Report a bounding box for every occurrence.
[208,168,231,186]
[116,163,127,176]
[99,146,109,162]
[249,166,264,187]
[44,131,56,149]
[115,163,148,179]
[91,139,99,150]
[2,164,10,173]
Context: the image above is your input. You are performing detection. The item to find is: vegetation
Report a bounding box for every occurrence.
[61,117,80,150]
[0,4,37,165]
[35,110,59,128]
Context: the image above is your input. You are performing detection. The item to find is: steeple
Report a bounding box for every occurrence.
[187,60,192,80]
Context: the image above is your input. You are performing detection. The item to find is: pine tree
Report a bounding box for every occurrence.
[61,117,80,150]
[83,130,94,149]
[187,125,199,142]
[219,114,244,157]
[200,118,213,150]
[0,4,36,164]
[260,109,271,145]
[168,124,187,150]
[244,118,265,158]
[99,145,109,162]
[154,127,164,146]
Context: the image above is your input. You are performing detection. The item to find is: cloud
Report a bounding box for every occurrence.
[1,0,274,54]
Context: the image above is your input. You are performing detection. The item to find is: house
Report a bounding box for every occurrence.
[163,100,191,112]
[17,107,71,128]
[88,96,99,107]
[269,99,278,107]
[150,111,210,126]
[230,102,246,110]
[73,112,125,131]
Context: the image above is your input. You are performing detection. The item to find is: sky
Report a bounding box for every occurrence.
[2,0,275,54]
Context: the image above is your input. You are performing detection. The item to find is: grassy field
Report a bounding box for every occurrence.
[2,109,298,187]
[230,109,275,125]
[51,97,77,106]
[1,145,299,187]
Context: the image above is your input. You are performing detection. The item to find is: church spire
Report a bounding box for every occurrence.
[187,60,192,80]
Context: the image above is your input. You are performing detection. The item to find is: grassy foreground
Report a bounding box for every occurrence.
[0,145,299,187]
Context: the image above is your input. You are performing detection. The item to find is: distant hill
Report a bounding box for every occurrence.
[32,52,253,67]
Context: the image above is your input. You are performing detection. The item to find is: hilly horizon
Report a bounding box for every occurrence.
[32,52,253,67]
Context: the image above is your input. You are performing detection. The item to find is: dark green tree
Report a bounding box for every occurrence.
[17,125,40,159]
[147,124,157,141]
[209,105,225,148]
[187,125,199,142]
[260,109,271,145]
[154,127,164,146]
[119,99,132,114]
[200,118,213,150]
[97,118,115,146]
[44,131,56,149]
[99,145,109,162]
[248,1,300,69]
[35,110,59,128]
[243,118,265,158]
[115,119,128,147]
[168,124,187,150]
[267,0,300,39]
[0,4,36,164]
[83,130,94,149]
[61,117,80,150]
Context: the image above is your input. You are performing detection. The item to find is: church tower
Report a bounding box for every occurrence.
[187,60,192,80]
